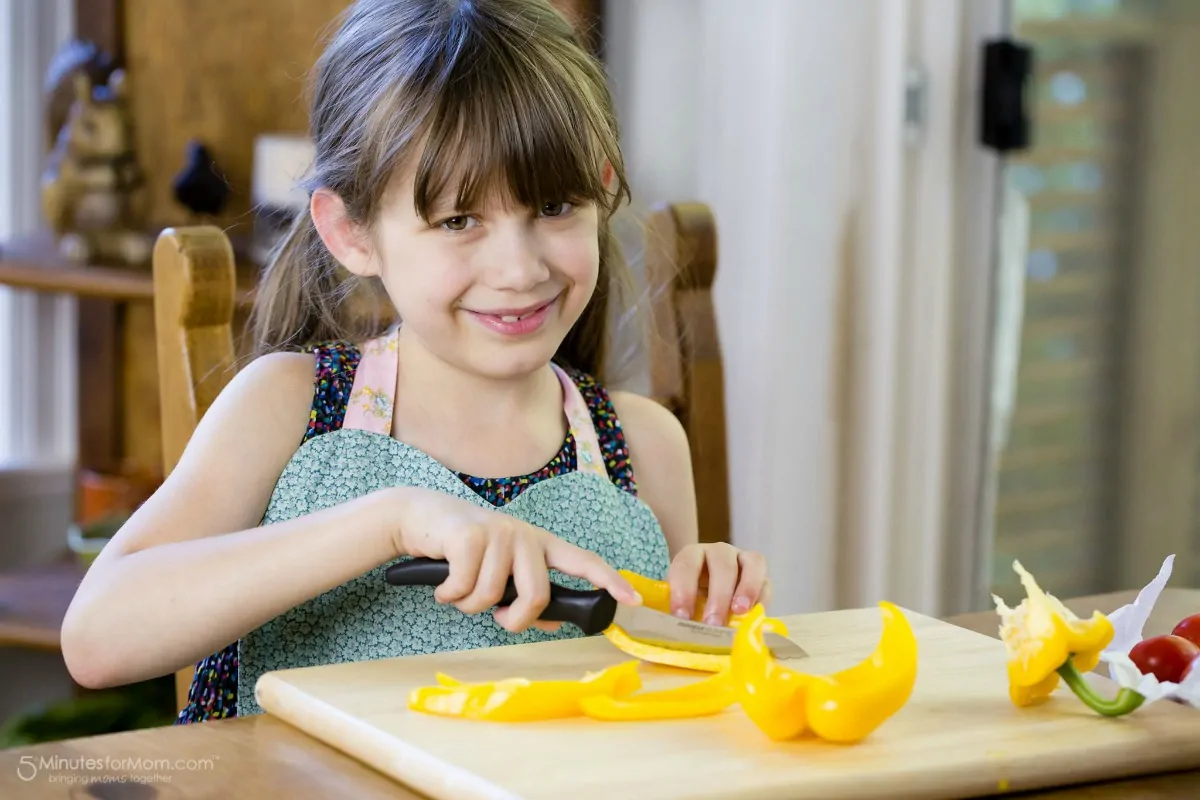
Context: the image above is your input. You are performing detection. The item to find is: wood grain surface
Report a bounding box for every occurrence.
[254,603,1200,800]
[3,591,1199,798]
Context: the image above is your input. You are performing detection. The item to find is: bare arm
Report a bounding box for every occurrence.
[611,391,768,622]
[609,391,699,557]
[61,352,402,689]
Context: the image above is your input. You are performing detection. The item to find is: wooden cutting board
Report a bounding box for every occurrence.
[254,606,1200,799]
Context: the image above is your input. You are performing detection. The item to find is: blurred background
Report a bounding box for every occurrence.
[0,0,1197,745]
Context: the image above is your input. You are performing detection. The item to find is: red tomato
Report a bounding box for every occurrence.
[1171,614,1200,648]
[1129,635,1200,684]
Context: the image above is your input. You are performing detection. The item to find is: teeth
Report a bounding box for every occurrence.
[500,315,521,322]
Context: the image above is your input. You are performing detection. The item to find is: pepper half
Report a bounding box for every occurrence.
[730,602,918,744]
[408,660,642,722]
[580,670,736,720]
[993,561,1143,715]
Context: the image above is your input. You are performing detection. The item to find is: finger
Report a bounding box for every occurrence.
[666,545,706,619]
[531,620,563,632]
[731,551,768,614]
[433,529,486,604]
[492,537,550,633]
[759,578,773,611]
[455,533,514,615]
[700,545,740,626]
[543,536,640,606]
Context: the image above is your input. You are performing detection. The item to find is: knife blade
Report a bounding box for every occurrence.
[384,557,807,660]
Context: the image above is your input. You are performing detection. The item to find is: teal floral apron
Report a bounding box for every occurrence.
[236,325,672,716]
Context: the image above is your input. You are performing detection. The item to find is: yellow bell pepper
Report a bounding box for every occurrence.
[601,623,730,673]
[805,602,918,743]
[618,569,750,626]
[408,661,641,722]
[730,602,918,744]
[993,561,1143,716]
[730,609,811,740]
[604,571,750,672]
[580,670,736,720]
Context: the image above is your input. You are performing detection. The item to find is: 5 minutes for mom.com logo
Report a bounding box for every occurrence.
[16,754,218,783]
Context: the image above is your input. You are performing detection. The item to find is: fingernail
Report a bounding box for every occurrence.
[732,597,750,613]
[673,608,691,619]
[630,590,644,605]
[705,614,723,627]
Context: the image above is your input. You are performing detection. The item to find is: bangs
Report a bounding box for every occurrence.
[406,15,625,221]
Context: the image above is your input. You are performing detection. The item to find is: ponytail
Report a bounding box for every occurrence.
[556,214,639,384]
[246,210,390,356]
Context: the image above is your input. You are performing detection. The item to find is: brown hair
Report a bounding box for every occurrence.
[248,0,634,380]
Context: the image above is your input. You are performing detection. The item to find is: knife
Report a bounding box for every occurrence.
[384,557,807,660]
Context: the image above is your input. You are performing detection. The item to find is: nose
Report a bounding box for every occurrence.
[480,222,549,293]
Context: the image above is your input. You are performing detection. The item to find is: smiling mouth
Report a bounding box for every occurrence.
[465,295,560,336]
[497,310,539,322]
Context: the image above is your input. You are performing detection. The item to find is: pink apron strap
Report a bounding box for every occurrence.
[343,324,401,436]
[551,363,608,479]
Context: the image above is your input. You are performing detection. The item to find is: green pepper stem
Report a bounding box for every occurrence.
[1056,660,1145,717]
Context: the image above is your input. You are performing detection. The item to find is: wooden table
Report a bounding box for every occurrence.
[1,589,1197,799]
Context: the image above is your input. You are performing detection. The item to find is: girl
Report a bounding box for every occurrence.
[60,0,771,723]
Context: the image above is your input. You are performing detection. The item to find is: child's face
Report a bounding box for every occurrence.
[370,169,600,380]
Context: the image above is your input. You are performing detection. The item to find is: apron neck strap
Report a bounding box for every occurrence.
[343,328,607,479]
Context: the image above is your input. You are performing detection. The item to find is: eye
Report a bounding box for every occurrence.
[440,215,477,232]
[539,201,574,218]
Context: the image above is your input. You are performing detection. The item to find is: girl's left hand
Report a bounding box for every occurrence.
[667,542,771,626]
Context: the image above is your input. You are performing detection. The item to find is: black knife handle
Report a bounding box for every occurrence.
[384,557,618,636]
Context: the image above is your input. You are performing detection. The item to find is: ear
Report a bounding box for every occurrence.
[310,188,379,277]
[601,160,615,191]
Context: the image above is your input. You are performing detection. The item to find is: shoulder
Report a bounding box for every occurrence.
[202,350,318,440]
[607,391,689,464]
[608,391,698,555]
[105,350,325,559]
[161,349,319,504]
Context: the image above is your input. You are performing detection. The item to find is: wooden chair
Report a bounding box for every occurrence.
[151,226,239,714]
[645,203,730,545]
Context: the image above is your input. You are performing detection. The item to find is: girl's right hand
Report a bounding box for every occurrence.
[387,487,642,633]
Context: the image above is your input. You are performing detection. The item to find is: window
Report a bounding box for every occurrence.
[0,0,77,468]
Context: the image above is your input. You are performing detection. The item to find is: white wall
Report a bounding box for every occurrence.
[605,0,1002,618]
[606,1,877,614]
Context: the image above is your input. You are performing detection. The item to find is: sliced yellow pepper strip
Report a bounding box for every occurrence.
[408,661,641,722]
[805,602,918,743]
[731,608,811,740]
[730,602,918,744]
[618,570,750,626]
[993,561,1142,716]
[602,624,730,673]
[580,670,736,721]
